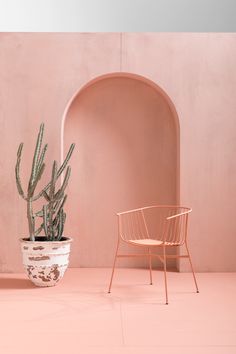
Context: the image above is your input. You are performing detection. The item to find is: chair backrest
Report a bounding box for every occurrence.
[117,205,192,245]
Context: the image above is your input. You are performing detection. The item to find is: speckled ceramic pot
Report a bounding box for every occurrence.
[20,237,72,287]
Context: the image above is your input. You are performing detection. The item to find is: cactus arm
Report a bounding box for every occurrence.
[32,215,35,238]
[42,191,50,202]
[32,186,49,202]
[42,205,48,238]
[15,143,27,200]
[49,161,57,201]
[57,209,64,240]
[61,212,66,239]
[17,142,23,158]
[35,224,44,236]
[51,195,67,221]
[35,210,43,217]
[55,166,71,200]
[37,143,48,174]
[28,163,45,198]
[16,125,46,240]
[47,161,58,240]
[51,195,67,240]
[53,211,60,228]
[28,123,44,190]
[56,143,75,179]
[52,212,60,240]
[27,199,35,241]
[32,143,75,201]
[57,210,66,240]
[53,200,61,213]
[57,194,67,215]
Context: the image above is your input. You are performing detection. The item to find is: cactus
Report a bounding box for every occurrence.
[15,123,75,241]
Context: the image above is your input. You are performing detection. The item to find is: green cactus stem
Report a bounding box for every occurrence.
[15,123,74,241]
[32,143,75,202]
[41,161,70,241]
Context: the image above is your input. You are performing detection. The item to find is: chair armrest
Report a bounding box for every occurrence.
[166,209,192,220]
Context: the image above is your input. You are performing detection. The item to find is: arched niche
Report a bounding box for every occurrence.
[63,73,180,268]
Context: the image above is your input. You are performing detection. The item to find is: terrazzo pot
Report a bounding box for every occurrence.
[20,237,72,287]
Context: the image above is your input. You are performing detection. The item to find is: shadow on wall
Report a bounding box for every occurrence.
[63,73,180,269]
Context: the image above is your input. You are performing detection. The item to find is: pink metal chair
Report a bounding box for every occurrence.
[108,205,199,304]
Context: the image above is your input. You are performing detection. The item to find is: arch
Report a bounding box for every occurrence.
[61,72,180,166]
[62,72,180,268]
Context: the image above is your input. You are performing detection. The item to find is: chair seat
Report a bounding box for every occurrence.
[127,238,179,246]
[128,238,162,246]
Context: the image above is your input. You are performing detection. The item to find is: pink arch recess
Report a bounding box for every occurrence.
[61,72,180,202]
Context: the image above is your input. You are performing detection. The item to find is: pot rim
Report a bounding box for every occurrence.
[19,236,73,244]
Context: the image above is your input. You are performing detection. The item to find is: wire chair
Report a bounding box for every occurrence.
[108,205,199,304]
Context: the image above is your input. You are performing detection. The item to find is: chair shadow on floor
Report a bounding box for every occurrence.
[0,278,36,289]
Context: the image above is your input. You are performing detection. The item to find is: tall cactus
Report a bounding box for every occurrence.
[15,123,75,241]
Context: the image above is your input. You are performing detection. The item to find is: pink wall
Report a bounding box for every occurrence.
[0,33,236,272]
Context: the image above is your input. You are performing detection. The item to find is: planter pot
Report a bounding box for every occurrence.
[20,236,73,287]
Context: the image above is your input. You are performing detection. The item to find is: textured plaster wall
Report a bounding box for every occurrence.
[0,33,235,272]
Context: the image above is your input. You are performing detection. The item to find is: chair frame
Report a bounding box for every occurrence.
[108,205,199,304]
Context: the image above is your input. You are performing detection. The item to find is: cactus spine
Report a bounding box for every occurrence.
[15,123,75,241]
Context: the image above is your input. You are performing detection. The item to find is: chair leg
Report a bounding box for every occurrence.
[163,245,168,305]
[148,247,153,285]
[185,243,199,293]
[108,238,120,293]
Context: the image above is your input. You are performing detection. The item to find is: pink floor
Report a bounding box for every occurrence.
[0,269,235,354]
